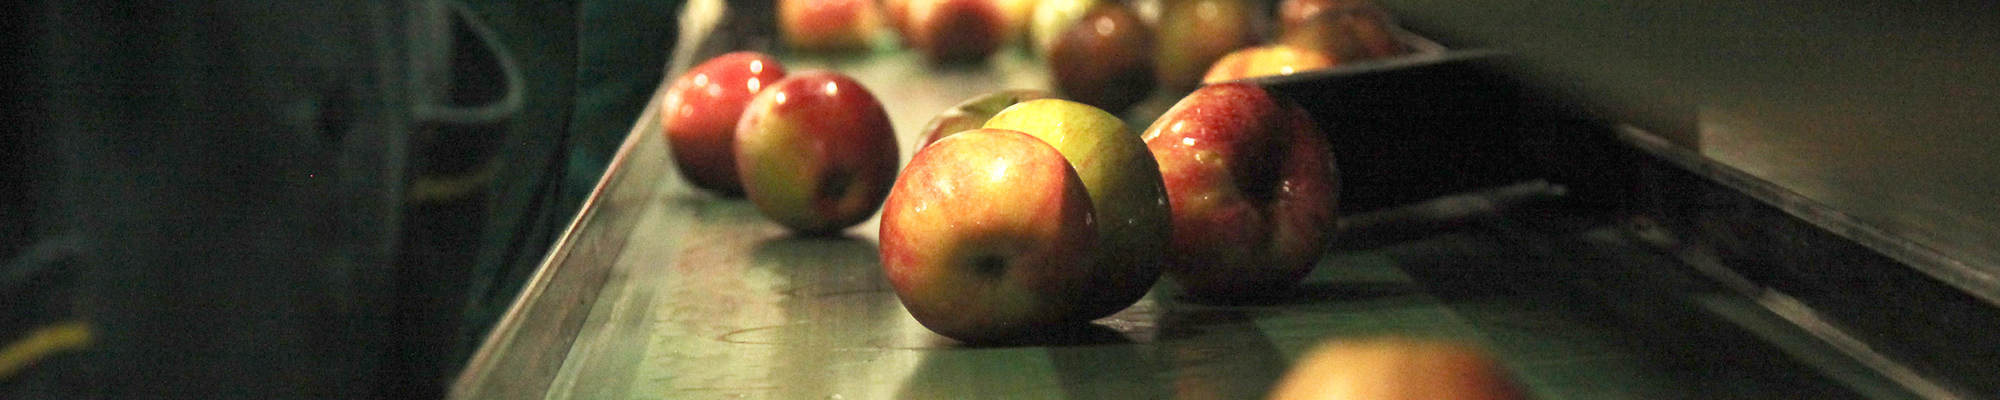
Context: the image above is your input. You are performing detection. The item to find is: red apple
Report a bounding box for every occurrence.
[1141,82,1337,301]
[1276,0,1407,62]
[985,99,1170,320]
[1049,2,1156,114]
[1154,0,1261,91]
[1268,337,1527,400]
[914,88,1056,152]
[780,0,886,51]
[659,52,787,196]
[903,0,1011,63]
[1201,44,1336,84]
[735,71,900,234]
[880,128,1099,343]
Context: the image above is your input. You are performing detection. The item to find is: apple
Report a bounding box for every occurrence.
[1276,0,1407,62]
[1048,2,1156,114]
[1028,0,1100,57]
[984,99,1170,321]
[903,0,1011,63]
[1267,337,1527,400]
[879,128,1100,343]
[914,88,1055,152]
[1153,0,1261,91]
[779,0,886,51]
[1141,82,1337,301]
[659,52,787,196]
[735,71,901,235]
[1201,44,1336,84]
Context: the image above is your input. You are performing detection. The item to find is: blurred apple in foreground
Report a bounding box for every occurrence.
[904,0,1011,63]
[1142,82,1336,301]
[1202,44,1335,84]
[1276,0,1407,62]
[985,99,1170,320]
[735,71,900,235]
[915,88,1055,152]
[1268,337,1527,400]
[1154,0,1261,90]
[1049,2,1156,114]
[660,52,787,196]
[880,129,1099,343]
[779,0,885,51]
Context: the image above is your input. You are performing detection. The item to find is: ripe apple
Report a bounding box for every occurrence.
[1154,0,1261,91]
[779,0,886,51]
[879,128,1100,343]
[984,99,1170,320]
[1276,0,1407,62]
[1028,0,1100,57]
[659,52,787,197]
[1049,2,1156,114]
[1201,44,1336,84]
[1268,337,1527,400]
[903,0,1011,63]
[914,88,1056,152]
[735,71,900,235]
[1141,82,1337,301]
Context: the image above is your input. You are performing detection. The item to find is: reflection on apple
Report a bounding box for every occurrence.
[660,52,787,196]
[735,71,900,235]
[1142,82,1337,301]
[879,128,1100,343]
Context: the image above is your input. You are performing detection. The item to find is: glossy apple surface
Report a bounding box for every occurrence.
[659,52,787,196]
[914,88,1056,152]
[735,71,900,235]
[904,0,1010,63]
[1268,337,1527,400]
[1049,2,1156,114]
[1154,0,1261,90]
[779,0,885,51]
[1141,82,1337,301]
[1201,44,1336,84]
[880,128,1099,343]
[984,99,1170,320]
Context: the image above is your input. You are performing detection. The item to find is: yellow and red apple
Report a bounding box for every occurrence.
[779,0,886,51]
[1049,2,1156,114]
[879,128,1100,343]
[985,99,1171,321]
[1028,0,1100,57]
[1142,82,1337,301]
[735,71,900,235]
[1154,0,1261,91]
[659,52,787,196]
[1202,44,1336,84]
[914,88,1055,152]
[1268,337,1528,400]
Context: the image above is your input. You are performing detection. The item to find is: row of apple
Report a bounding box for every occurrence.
[777,0,1412,114]
[659,50,1336,341]
[656,54,1527,398]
